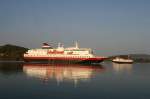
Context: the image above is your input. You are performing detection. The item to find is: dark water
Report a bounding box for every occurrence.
[0,62,150,99]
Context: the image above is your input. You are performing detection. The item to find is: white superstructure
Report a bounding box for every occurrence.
[24,42,95,58]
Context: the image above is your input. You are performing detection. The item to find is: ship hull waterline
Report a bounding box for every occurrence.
[112,61,133,64]
[24,57,106,65]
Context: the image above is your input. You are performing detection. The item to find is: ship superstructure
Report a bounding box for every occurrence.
[24,42,106,64]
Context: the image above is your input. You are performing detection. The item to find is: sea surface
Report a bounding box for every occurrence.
[0,61,150,99]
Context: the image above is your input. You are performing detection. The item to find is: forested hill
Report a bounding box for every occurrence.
[0,44,28,61]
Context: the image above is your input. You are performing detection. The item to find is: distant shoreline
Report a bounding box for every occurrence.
[0,60,24,63]
[0,60,150,63]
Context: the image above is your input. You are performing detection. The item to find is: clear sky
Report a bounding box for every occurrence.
[0,0,150,56]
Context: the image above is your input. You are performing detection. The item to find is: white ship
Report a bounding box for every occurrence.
[112,57,133,64]
[24,42,107,64]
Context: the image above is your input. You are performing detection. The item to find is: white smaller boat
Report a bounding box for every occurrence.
[112,57,133,64]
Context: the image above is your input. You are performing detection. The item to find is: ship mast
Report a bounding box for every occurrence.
[75,41,79,49]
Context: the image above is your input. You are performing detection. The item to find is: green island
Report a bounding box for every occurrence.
[0,44,28,61]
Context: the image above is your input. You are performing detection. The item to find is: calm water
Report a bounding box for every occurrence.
[0,62,150,99]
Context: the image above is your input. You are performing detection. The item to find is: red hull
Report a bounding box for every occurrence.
[24,57,106,64]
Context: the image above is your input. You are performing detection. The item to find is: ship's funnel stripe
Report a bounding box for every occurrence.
[42,43,52,48]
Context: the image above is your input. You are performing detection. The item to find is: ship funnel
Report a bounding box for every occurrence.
[42,43,52,49]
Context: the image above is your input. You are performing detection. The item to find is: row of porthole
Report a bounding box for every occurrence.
[48,55,91,58]
[26,54,91,58]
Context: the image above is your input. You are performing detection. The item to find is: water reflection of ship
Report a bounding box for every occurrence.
[23,64,105,85]
[112,63,133,73]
